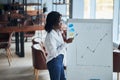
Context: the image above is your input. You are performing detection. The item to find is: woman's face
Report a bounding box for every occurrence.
[53,16,62,30]
[56,17,62,30]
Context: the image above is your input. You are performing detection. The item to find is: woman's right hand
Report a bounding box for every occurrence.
[66,38,74,43]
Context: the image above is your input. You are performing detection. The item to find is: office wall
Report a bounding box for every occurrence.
[72,0,84,18]
[45,0,52,14]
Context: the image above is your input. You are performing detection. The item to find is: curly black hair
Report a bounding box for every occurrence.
[45,11,62,33]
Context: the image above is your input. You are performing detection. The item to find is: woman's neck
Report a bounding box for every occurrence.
[53,26,59,32]
[54,28,59,32]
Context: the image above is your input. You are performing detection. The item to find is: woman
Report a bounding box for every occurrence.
[44,11,73,80]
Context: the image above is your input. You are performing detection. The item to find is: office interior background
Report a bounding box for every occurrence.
[0,0,119,43]
[0,0,119,80]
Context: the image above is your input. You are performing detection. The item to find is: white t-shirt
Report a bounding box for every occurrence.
[44,29,67,63]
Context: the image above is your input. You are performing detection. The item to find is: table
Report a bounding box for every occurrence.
[0,25,44,33]
[0,25,44,57]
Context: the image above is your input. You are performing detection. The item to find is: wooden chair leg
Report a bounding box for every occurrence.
[7,48,12,61]
[7,49,11,62]
[8,48,13,58]
[34,68,37,75]
[35,69,39,80]
[6,48,11,66]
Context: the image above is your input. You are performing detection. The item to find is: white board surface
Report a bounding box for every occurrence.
[66,19,113,80]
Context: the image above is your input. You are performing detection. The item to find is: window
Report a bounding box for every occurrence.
[84,0,90,18]
[96,0,113,19]
[84,0,113,19]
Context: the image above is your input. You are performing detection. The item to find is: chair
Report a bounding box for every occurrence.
[32,37,42,44]
[31,44,47,80]
[0,32,14,66]
[113,44,120,80]
[32,37,47,56]
[24,19,35,42]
